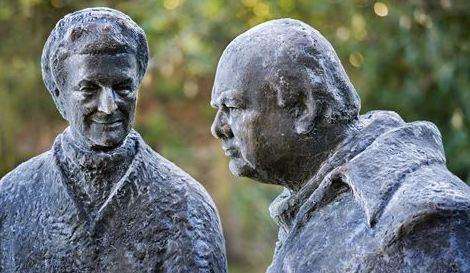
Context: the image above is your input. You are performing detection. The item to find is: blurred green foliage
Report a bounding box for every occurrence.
[0,0,468,272]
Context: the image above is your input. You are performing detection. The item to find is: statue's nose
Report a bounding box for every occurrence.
[211,110,233,139]
[97,87,118,114]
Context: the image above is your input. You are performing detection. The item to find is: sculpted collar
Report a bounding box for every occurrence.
[269,111,446,232]
[52,128,142,230]
[58,127,138,171]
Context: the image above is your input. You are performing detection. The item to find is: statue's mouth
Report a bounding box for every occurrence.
[91,119,124,125]
[91,112,126,125]
[222,146,239,157]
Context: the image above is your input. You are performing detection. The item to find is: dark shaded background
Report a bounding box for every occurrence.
[0,0,468,272]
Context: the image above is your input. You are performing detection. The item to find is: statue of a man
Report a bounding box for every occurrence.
[211,18,470,273]
[0,8,227,273]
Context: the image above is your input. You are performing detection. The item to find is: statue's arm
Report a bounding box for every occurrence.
[373,211,470,273]
[160,188,227,273]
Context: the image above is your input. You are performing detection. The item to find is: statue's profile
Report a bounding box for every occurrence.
[211,18,469,273]
[0,8,227,272]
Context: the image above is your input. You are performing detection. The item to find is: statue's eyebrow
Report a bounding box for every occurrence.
[210,90,229,108]
[113,77,134,86]
[210,96,221,108]
[211,90,244,108]
[77,79,98,87]
[223,90,245,106]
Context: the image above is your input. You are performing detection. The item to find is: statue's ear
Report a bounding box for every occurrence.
[294,91,320,135]
[52,87,68,120]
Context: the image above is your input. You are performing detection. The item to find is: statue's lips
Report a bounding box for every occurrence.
[222,146,239,157]
[91,119,124,126]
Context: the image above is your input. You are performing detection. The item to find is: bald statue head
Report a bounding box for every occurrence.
[211,19,361,189]
[42,7,148,149]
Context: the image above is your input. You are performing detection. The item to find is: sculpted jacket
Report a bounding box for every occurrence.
[0,129,227,273]
[268,111,470,273]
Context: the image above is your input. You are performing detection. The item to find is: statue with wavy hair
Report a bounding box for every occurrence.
[0,8,227,273]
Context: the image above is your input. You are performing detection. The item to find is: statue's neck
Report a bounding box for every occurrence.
[288,120,361,192]
[269,120,363,230]
[61,127,137,171]
[55,127,138,208]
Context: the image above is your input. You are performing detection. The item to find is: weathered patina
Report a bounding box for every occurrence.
[0,8,227,273]
[211,18,470,273]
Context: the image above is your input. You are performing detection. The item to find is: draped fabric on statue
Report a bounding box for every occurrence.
[0,129,227,273]
[268,111,470,273]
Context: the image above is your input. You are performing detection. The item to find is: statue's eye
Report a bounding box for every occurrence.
[223,104,240,114]
[79,84,99,93]
[113,81,134,95]
[114,83,132,91]
[223,98,245,111]
[225,103,244,111]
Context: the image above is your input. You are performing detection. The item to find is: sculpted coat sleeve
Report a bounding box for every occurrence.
[368,211,470,273]
[160,182,227,273]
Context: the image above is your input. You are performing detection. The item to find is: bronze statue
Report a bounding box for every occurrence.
[211,18,469,273]
[0,8,227,272]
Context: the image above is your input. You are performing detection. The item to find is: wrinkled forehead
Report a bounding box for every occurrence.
[57,22,137,57]
[212,20,315,107]
[65,53,138,79]
[211,42,273,107]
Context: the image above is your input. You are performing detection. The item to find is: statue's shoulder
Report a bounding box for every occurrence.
[372,168,470,271]
[343,116,470,247]
[377,120,470,224]
[0,150,53,194]
[135,142,226,270]
[0,150,55,219]
[377,160,470,248]
[138,140,219,215]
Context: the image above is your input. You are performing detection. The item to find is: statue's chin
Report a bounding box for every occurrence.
[91,136,126,150]
[86,121,130,149]
[229,157,267,183]
[86,131,128,151]
[91,140,122,150]
[229,158,252,177]
[228,157,287,186]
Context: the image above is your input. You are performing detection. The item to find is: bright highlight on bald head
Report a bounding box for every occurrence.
[214,18,360,126]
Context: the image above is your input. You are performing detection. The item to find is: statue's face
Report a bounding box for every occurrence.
[62,53,139,149]
[210,54,301,185]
